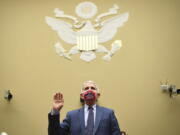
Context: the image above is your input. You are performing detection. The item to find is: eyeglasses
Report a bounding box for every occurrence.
[83,86,97,90]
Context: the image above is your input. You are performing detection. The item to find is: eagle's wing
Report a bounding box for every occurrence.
[45,16,77,45]
[98,12,129,43]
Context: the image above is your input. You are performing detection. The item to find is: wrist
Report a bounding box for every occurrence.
[51,109,60,115]
[52,107,61,112]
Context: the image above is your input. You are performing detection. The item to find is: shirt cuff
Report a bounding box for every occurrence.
[51,109,60,115]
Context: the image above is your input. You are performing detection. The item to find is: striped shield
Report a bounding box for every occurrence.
[77,31,98,51]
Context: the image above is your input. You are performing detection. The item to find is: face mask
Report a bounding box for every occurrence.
[83,90,97,101]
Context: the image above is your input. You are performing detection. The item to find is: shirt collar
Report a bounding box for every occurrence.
[84,104,96,111]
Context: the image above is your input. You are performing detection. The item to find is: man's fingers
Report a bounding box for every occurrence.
[57,93,60,100]
[60,92,64,100]
[53,92,63,100]
[53,93,57,100]
[60,93,63,99]
[53,93,59,100]
[57,92,62,100]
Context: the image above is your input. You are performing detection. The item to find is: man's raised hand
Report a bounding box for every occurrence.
[52,92,64,111]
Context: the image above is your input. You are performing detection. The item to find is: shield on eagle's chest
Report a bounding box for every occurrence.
[76,21,99,51]
[77,31,98,51]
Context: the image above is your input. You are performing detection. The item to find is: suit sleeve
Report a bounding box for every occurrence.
[48,112,71,135]
[110,111,122,135]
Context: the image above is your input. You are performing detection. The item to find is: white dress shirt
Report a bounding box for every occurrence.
[84,104,96,127]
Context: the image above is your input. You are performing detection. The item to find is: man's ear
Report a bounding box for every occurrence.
[80,93,84,99]
[97,93,100,98]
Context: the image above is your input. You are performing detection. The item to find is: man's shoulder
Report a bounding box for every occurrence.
[98,105,114,113]
[67,107,83,115]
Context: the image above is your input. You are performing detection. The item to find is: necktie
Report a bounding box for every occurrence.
[85,107,94,135]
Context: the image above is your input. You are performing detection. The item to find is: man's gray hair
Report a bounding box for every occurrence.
[81,80,100,93]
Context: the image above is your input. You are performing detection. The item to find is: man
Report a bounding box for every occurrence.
[48,80,122,135]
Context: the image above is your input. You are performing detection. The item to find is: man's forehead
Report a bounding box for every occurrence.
[81,81,100,93]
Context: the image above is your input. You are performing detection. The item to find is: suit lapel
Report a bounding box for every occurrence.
[79,107,85,135]
[93,105,103,135]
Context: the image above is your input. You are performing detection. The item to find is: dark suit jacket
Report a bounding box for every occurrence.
[48,105,121,135]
